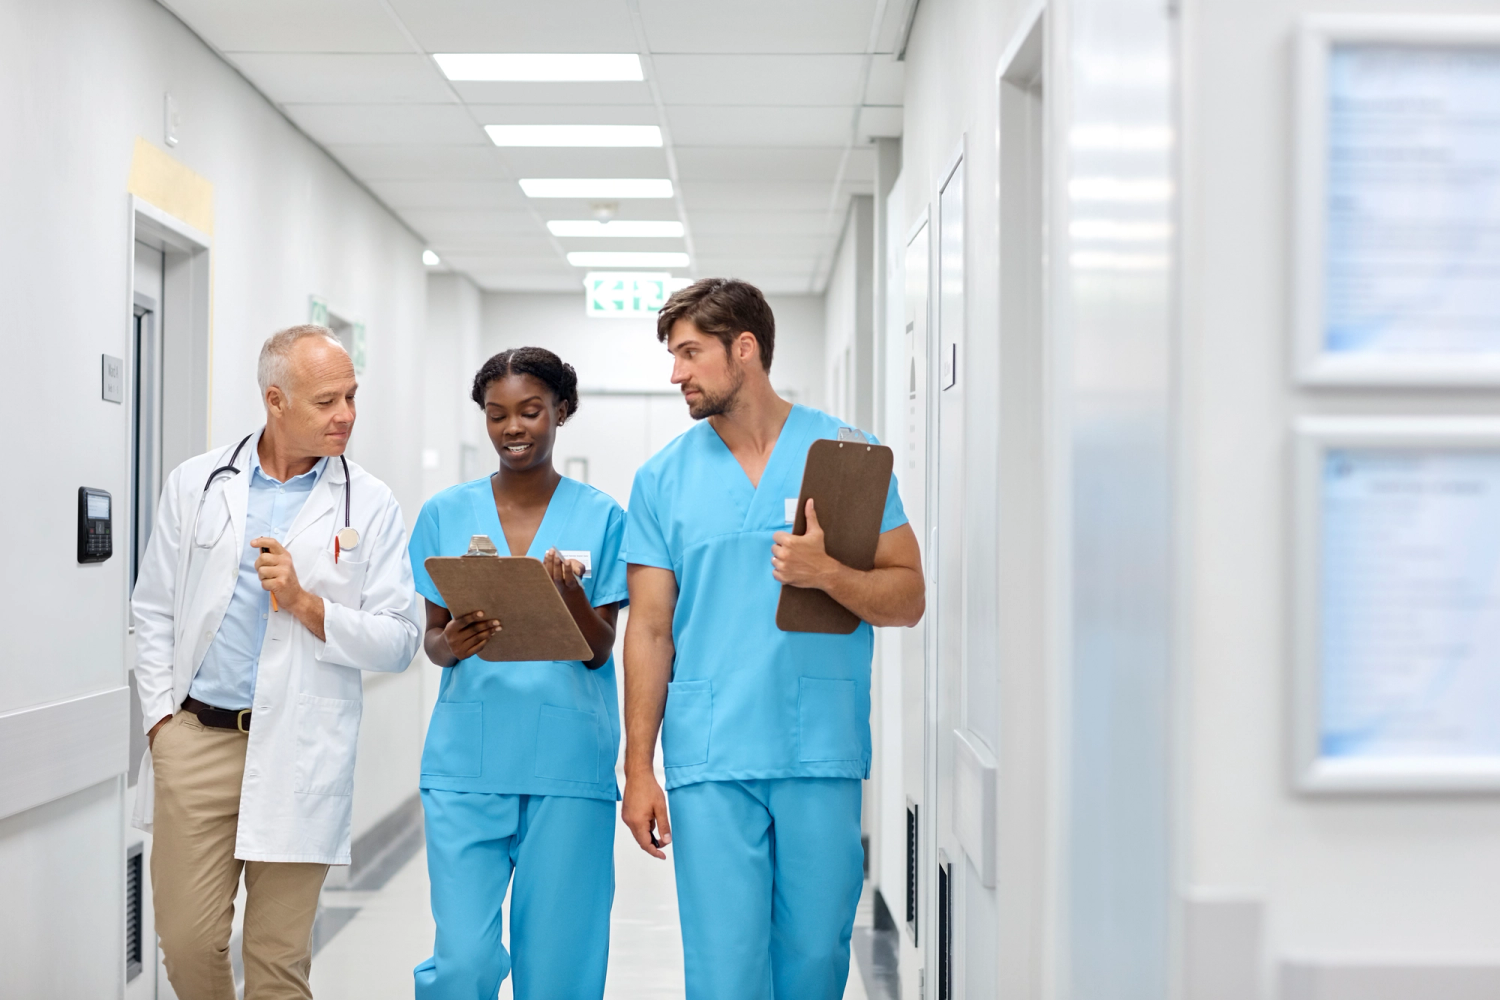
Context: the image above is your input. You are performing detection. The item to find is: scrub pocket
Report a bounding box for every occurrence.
[422,702,483,778]
[662,680,712,768]
[798,677,862,762]
[534,705,600,783]
[294,693,361,795]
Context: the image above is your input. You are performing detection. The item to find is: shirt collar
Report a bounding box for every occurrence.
[250,445,329,488]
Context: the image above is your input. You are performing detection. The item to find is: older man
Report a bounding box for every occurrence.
[132,325,421,999]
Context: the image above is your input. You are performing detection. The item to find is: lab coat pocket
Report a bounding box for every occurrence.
[311,550,369,610]
[798,678,861,762]
[662,680,712,768]
[534,705,599,783]
[293,693,361,796]
[422,702,483,778]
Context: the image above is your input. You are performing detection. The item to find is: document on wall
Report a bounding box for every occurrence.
[1320,448,1500,760]
[1324,45,1500,356]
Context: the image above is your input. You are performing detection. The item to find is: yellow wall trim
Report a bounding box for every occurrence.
[127,138,214,235]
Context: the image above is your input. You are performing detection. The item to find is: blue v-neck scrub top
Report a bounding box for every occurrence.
[624,404,908,790]
[409,476,628,802]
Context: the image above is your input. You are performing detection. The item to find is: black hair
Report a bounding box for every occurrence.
[470,347,580,421]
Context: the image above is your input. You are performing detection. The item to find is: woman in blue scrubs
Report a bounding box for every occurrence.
[409,347,627,1000]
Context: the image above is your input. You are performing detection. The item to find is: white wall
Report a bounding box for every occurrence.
[824,196,875,430]
[1180,0,1500,989]
[0,0,429,990]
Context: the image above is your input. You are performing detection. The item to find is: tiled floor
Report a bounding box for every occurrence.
[308,812,873,1000]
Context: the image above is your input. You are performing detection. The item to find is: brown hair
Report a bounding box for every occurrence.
[655,278,775,372]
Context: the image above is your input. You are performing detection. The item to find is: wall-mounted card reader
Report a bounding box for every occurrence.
[78,487,112,563]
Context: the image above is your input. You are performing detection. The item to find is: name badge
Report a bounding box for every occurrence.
[785,498,798,524]
[560,550,592,578]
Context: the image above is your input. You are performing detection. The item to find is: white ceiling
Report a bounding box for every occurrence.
[161,0,911,294]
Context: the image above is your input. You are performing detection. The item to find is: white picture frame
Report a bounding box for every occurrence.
[1293,15,1500,386]
[1293,417,1500,792]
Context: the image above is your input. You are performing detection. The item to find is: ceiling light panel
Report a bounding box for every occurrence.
[566,252,690,268]
[548,220,685,238]
[435,53,643,82]
[520,178,673,198]
[486,124,661,147]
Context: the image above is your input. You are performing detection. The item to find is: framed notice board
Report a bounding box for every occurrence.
[1293,418,1500,792]
[1293,16,1500,385]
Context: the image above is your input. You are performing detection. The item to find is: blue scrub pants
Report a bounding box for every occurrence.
[669,778,864,1000]
[414,789,615,1000]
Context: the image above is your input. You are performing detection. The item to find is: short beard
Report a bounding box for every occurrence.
[686,362,745,420]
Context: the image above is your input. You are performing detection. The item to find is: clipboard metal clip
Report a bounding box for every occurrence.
[465,534,499,557]
[836,426,870,444]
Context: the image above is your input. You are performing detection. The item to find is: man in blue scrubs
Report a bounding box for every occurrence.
[622,278,926,999]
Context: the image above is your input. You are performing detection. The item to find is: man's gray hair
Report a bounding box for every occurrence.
[257,324,346,397]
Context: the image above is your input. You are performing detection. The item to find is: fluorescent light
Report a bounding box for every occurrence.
[422,250,441,266]
[434,53,643,82]
[520,178,673,199]
[548,220,684,238]
[485,125,661,147]
[567,252,690,268]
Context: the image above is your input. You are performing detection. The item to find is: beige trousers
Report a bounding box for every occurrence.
[151,710,329,1000]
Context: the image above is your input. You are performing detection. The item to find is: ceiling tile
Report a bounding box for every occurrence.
[228,54,453,104]
[327,145,510,181]
[652,55,865,106]
[864,55,905,104]
[638,0,878,54]
[691,234,830,257]
[668,106,852,147]
[466,104,660,126]
[429,237,557,255]
[674,147,843,182]
[452,81,654,105]
[402,208,540,236]
[385,0,638,52]
[493,147,670,177]
[678,181,835,212]
[367,179,530,209]
[688,211,831,236]
[282,104,486,145]
[164,0,410,53]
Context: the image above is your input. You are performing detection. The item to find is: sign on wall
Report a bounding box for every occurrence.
[583,272,689,318]
[1294,16,1500,384]
[1293,418,1500,791]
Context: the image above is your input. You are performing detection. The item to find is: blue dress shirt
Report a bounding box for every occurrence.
[188,450,327,709]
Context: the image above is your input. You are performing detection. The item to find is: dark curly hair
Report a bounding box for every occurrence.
[470,347,580,421]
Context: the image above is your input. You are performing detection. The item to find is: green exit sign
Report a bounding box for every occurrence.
[584,272,684,318]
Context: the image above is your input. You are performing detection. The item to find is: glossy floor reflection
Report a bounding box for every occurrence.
[308,811,874,999]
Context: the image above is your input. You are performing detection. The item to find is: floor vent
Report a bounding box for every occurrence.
[125,842,144,981]
[905,800,919,944]
[937,852,953,1000]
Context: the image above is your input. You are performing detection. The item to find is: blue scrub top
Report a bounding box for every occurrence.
[624,404,908,790]
[410,476,628,802]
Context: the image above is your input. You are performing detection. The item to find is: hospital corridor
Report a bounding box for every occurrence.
[5,0,1500,999]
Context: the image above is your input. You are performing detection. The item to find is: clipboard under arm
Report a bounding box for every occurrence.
[776,437,895,634]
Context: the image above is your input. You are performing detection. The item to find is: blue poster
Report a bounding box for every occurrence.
[1321,448,1500,759]
[1325,45,1500,355]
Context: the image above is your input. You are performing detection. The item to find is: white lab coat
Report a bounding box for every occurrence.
[131,430,421,864]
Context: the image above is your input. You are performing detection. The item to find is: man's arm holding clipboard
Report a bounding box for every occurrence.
[772,500,924,627]
[772,437,924,630]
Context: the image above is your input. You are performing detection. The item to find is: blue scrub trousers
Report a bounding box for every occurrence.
[414,789,615,1000]
[669,778,864,1000]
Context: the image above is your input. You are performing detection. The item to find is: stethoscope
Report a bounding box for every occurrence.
[202,433,360,559]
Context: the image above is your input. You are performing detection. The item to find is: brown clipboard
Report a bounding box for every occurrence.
[424,555,593,662]
[776,437,894,634]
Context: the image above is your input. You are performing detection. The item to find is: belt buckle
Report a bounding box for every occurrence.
[236,709,251,733]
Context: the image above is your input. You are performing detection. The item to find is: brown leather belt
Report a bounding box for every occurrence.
[182,696,252,733]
